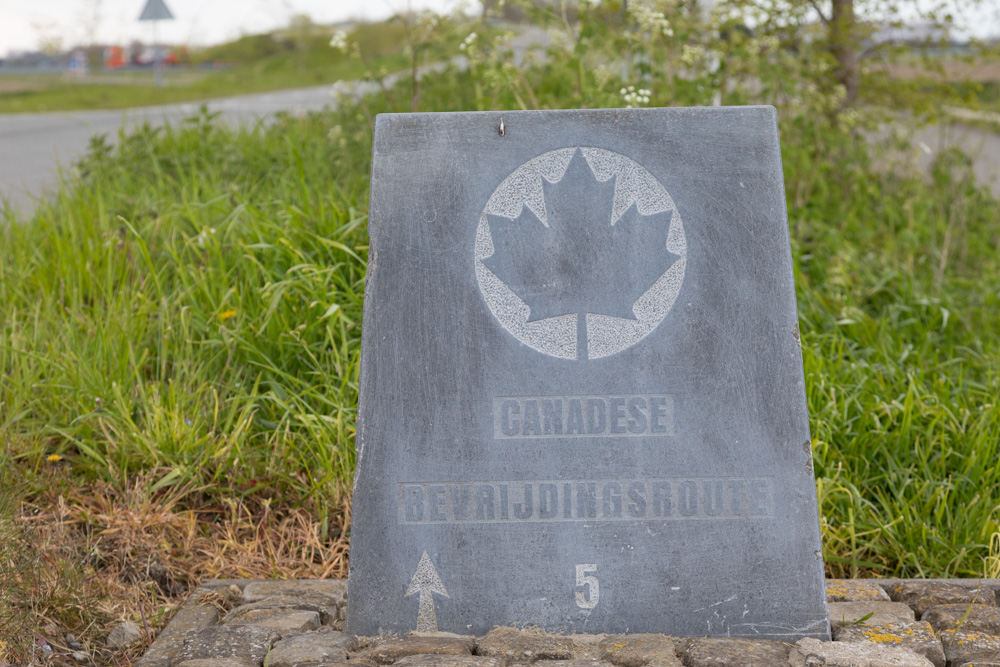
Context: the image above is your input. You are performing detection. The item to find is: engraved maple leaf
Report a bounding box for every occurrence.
[483,149,678,323]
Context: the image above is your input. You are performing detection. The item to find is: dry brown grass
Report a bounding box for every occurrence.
[0,467,350,666]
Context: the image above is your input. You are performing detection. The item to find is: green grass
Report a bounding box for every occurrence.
[2,35,999,579]
[0,22,408,114]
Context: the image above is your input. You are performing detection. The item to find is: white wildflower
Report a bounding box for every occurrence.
[329,30,348,51]
[621,84,653,108]
[681,44,706,67]
[459,32,478,51]
[631,3,673,38]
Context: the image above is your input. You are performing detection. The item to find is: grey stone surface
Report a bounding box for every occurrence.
[241,580,348,606]
[790,637,935,666]
[598,633,683,666]
[393,657,504,667]
[682,637,791,666]
[178,625,279,664]
[828,580,893,602]
[107,621,144,648]
[224,594,340,625]
[136,630,189,667]
[266,632,357,667]
[828,602,916,630]
[939,630,1000,666]
[922,604,1000,635]
[224,608,320,636]
[888,582,993,618]
[163,604,220,636]
[347,107,828,639]
[476,627,576,662]
[369,635,475,664]
[835,621,945,667]
[175,660,256,667]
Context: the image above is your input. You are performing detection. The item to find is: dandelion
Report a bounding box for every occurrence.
[219,310,237,321]
[47,454,61,463]
[329,30,348,51]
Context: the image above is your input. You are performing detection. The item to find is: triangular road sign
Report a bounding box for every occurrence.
[139,0,174,21]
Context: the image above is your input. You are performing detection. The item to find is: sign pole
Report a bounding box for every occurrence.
[138,0,174,88]
[153,19,163,87]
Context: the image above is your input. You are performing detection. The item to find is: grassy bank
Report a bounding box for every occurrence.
[3,67,999,578]
[0,21,407,114]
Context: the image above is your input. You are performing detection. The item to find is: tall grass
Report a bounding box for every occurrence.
[2,66,999,577]
[1,109,369,521]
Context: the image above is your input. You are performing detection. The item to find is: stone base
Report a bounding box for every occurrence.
[132,579,1000,667]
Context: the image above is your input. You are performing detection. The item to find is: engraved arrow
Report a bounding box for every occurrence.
[406,551,448,631]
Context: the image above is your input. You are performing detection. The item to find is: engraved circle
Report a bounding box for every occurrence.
[475,147,687,360]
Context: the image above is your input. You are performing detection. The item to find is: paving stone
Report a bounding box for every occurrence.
[393,657,504,667]
[790,637,935,666]
[923,605,1000,635]
[828,580,892,602]
[164,605,220,636]
[938,630,1000,666]
[540,661,616,667]
[241,580,348,607]
[681,637,792,666]
[224,595,340,626]
[107,621,144,648]
[828,601,916,630]
[175,660,257,667]
[369,635,475,664]
[266,631,357,667]
[136,632,189,667]
[224,608,321,636]
[178,625,280,664]
[888,583,994,618]
[834,621,945,667]
[599,633,683,667]
[477,627,575,662]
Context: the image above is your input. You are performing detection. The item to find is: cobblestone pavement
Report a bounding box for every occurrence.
[127,579,1000,667]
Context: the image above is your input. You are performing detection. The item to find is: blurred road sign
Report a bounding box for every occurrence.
[139,0,174,21]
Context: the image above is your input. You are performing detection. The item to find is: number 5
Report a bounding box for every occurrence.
[575,564,599,609]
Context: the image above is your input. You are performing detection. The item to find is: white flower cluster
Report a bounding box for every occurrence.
[680,44,706,67]
[329,30,348,51]
[459,32,478,51]
[631,3,673,38]
[620,85,652,107]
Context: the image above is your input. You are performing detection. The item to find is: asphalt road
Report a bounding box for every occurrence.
[0,82,379,212]
[2,71,998,214]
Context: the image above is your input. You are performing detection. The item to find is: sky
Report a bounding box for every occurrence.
[1,0,997,57]
[0,0,464,56]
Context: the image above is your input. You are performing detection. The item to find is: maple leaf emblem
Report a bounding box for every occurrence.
[482,149,678,325]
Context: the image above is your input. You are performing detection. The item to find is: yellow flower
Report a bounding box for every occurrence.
[47,454,61,463]
[219,310,237,321]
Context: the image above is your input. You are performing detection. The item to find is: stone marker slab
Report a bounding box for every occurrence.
[347,108,828,638]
